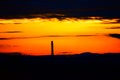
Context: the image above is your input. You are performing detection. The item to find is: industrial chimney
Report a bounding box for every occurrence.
[51,41,54,56]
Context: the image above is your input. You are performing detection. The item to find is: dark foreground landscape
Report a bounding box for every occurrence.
[0,52,120,79]
[1,52,120,64]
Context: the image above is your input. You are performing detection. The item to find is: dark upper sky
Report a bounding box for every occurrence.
[0,0,120,19]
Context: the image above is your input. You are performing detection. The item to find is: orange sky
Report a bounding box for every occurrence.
[0,17,120,55]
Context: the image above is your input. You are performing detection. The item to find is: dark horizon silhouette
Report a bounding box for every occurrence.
[0,51,120,64]
[1,51,120,79]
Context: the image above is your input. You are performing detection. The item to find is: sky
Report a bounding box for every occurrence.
[0,0,120,55]
[0,0,120,19]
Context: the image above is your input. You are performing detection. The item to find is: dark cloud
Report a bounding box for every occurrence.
[0,38,10,40]
[109,34,120,39]
[0,44,17,48]
[0,23,5,24]
[3,34,120,41]
[0,22,23,24]
[0,0,120,19]
[0,31,23,33]
[13,23,22,24]
[75,35,96,37]
[44,35,95,37]
[106,27,120,29]
[0,35,96,40]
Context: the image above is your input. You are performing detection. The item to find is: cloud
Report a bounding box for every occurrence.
[44,35,95,37]
[13,23,22,24]
[0,23,22,24]
[109,34,120,39]
[0,23,5,24]
[0,0,120,19]
[0,38,10,40]
[0,31,23,33]
[75,35,96,37]
[100,19,120,24]
[31,13,65,19]
[0,35,96,40]
[106,27,120,29]
[3,34,120,41]
[0,19,24,24]
[0,45,16,48]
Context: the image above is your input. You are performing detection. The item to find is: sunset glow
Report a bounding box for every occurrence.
[0,17,120,55]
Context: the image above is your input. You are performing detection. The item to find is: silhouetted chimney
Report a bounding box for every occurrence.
[51,41,54,56]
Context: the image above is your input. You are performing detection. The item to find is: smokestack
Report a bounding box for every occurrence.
[51,41,54,56]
